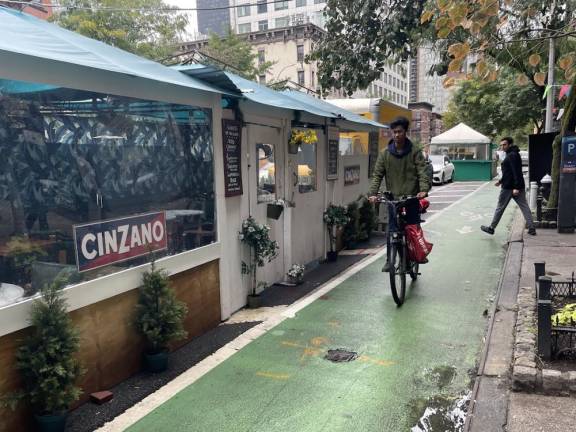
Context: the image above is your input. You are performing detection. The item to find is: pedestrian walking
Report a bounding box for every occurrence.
[481,137,536,236]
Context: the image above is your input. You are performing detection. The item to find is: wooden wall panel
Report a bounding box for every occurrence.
[0,259,220,432]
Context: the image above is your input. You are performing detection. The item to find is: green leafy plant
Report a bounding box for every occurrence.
[343,201,360,247]
[135,263,188,354]
[552,303,576,327]
[2,276,82,415]
[358,195,378,242]
[5,236,47,293]
[323,204,349,253]
[239,217,279,296]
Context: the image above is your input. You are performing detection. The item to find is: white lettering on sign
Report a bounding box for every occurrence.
[80,222,161,260]
[569,143,575,153]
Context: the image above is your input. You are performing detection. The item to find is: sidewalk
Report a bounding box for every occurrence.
[467,215,576,431]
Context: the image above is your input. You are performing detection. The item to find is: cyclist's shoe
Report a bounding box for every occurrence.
[481,225,495,235]
[382,261,391,272]
[527,228,537,236]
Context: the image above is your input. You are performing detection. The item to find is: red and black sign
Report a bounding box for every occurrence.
[73,212,167,272]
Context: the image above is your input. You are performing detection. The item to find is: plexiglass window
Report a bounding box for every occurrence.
[0,78,216,306]
[296,133,317,193]
[257,143,276,202]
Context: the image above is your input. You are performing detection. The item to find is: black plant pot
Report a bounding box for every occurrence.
[326,251,338,262]
[266,204,284,220]
[35,413,67,432]
[144,350,169,373]
[247,294,262,309]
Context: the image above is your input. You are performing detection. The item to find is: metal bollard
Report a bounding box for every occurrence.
[537,276,552,360]
[529,181,538,211]
[534,261,546,301]
[536,188,543,222]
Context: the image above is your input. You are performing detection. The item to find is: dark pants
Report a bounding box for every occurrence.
[490,189,534,230]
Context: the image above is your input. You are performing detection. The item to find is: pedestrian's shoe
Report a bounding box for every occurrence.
[382,261,391,272]
[481,225,495,235]
[527,228,537,236]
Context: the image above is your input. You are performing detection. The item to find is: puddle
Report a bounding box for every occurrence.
[409,392,470,432]
[428,366,457,390]
[324,349,358,363]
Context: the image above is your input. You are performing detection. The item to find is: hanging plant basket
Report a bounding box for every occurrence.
[267,203,284,220]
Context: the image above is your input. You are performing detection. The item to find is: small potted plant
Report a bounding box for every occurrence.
[267,198,285,220]
[2,276,82,432]
[343,201,360,249]
[239,217,279,308]
[135,262,188,373]
[288,129,317,154]
[358,195,378,242]
[286,264,305,285]
[323,204,349,262]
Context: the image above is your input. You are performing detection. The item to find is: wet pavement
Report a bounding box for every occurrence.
[100,182,516,432]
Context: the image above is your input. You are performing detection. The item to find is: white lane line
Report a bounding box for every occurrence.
[99,181,491,432]
[429,201,460,204]
[428,195,466,198]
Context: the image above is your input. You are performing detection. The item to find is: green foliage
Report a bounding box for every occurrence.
[239,217,279,295]
[342,201,360,247]
[323,204,349,252]
[51,0,188,61]
[310,0,426,94]
[201,31,275,81]
[135,263,188,354]
[552,303,576,327]
[6,277,82,415]
[358,195,377,242]
[444,70,544,139]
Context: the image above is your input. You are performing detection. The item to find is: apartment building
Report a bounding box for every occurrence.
[0,0,51,19]
[197,0,231,37]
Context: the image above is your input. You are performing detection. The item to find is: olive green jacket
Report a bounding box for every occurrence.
[368,140,431,198]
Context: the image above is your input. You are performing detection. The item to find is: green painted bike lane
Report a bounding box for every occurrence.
[127,185,514,432]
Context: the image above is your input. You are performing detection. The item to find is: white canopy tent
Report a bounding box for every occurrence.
[430,122,491,160]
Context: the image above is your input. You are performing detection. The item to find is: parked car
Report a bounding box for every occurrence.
[430,155,455,184]
[424,154,434,186]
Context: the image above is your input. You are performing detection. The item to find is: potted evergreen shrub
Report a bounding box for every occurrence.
[323,204,349,262]
[358,195,378,242]
[343,201,360,249]
[135,263,188,373]
[239,217,279,308]
[2,276,82,432]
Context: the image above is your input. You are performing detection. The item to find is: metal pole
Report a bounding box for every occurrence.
[545,0,557,133]
[534,261,546,301]
[537,276,553,360]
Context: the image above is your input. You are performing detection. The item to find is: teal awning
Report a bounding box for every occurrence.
[0,7,233,97]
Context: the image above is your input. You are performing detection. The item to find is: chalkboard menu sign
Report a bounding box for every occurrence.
[222,119,243,197]
[368,131,379,178]
[327,126,339,180]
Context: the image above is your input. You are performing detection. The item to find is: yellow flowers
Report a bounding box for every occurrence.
[552,303,576,327]
[289,129,318,146]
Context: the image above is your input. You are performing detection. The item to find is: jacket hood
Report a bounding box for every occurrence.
[506,145,520,154]
[387,138,413,158]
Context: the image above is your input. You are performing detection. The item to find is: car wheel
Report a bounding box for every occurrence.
[448,171,454,183]
[441,173,445,184]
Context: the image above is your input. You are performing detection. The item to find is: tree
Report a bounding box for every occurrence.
[190,31,275,82]
[443,69,544,139]
[50,0,188,62]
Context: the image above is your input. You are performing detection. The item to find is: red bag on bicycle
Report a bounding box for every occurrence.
[405,224,433,263]
[419,198,430,213]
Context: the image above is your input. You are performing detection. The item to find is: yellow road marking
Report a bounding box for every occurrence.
[255,372,290,380]
[358,355,395,367]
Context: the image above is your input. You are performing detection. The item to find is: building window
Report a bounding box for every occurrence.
[296,0,307,6]
[295,130,317,193]
[275,16,290,28]
[0,77,216,301]
[297,70,305,86]
[257,0,267,13]
[237,4,251,17]
[297,44,305,62]
[275,1,289,10]
[258,49,265,65]
[259,75,266,85]
[258,20,268,31]
[257,143,276,202]
[238,23,251,33]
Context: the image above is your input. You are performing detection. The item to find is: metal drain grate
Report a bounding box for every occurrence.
[324,349,358,363]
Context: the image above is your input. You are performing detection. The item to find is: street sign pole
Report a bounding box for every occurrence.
[545,0,557,133]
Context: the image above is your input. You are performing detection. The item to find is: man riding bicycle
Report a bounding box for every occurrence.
[368,116,431,272]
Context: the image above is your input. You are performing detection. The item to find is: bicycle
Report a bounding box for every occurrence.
[377,193,422,306]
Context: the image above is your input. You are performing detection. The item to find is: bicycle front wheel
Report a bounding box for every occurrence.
[389,243,406,306]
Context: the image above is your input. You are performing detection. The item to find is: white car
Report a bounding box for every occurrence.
[519,150,529,166]
[430,155,455,184]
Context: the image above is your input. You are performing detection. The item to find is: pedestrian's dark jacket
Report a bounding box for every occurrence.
[369,138,430,198]
[500,145,525,190]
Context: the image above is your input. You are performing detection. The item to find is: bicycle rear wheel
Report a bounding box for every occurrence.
[389,243,406,306]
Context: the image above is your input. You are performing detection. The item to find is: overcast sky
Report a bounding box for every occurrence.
[164,0,199,38]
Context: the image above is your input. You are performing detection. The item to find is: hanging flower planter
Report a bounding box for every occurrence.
[267,203,284,220]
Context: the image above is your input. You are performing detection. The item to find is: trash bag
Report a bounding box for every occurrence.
[405,224,433,263]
